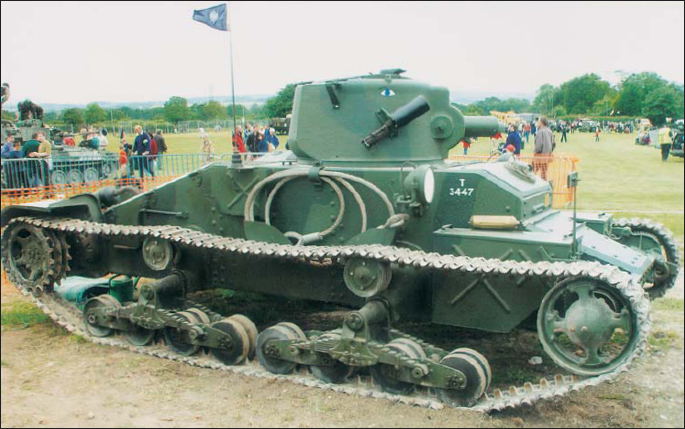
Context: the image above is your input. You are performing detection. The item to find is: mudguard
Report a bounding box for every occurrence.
[1,193,103,227]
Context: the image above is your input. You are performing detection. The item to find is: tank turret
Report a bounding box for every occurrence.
[289,70,502,164]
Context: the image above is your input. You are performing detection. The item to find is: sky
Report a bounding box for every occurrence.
[1,1,684,105]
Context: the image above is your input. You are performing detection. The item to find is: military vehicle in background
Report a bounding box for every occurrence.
[668,120,684,159]
[1,100,117,186]
[1,70,679,410]
[269,114,291,135]
[490,110,521,126]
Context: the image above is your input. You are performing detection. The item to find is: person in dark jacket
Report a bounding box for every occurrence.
[155,130,167,170]
[505,125,523,155]
[133,125,152,178]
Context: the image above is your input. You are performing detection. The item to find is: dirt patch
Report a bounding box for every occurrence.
[2,281,684,428]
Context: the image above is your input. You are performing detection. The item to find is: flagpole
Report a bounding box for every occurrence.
[227,2,238,151]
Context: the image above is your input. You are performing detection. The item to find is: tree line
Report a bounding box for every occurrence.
[3,72,681,129]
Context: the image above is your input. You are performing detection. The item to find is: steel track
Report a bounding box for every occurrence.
[2,216,658,412]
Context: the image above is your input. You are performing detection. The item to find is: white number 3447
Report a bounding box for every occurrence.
[449,187,474,197]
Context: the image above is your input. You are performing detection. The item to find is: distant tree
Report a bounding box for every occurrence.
[62,108,84,129]
[249,103,265,119]
[552,105,567,117]
[164,96,190,123]
[451,102,468,112]
[84,103,107,124]
[464,104,484,116]
[227,103,248,118]
[643,84,684,126]
[558,74,611,114]
[472,97,531,114]
[533,84,558,115]
[263,84,296,118]
[111,108,128,121]
[614,72,682,119]
[201,100,227,120]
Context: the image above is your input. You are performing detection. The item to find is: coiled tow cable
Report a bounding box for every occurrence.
[244,169,397,245]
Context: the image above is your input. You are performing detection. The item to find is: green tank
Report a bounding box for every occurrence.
[1,101,116,186]
[1,70,680,409]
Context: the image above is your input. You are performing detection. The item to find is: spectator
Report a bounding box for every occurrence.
[244,123,254,141]
[200,131,214,162]
[461,137,473,155]
[62,132,75,146]
[80,129,99,150]
[2,139,28,189]
[147,133,158,176]
[530,120,537,137]
[255,131,268,153]
[498,144,516,161]
[117,141,129,178]
[99,128,109,150]
[265,127,280,151]
[658,126,672,162]
[533,116,555,180]
[133,125,152,178]
[505,124,522,156]
[155,130,167,170]
[560,124,568,143]
[490,131,503,153]
[233,126,246,153]
[524,122,531,145]
[1,134,15,158]
[246,127,258,153]
[23,132,51,189]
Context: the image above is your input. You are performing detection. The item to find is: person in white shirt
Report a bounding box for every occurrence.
[99,129,109,150]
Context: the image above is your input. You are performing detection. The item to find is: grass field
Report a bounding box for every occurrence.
[107,129,684,245]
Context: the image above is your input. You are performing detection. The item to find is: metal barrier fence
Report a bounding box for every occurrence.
[448,154,579,208]
[1,153,236,206]
[2,152,578,209]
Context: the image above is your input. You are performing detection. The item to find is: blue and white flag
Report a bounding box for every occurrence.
[193,3,229,31]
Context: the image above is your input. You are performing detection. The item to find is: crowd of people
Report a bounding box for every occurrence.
[118,125,168,179]
[483,116,557,180]
[231,123,280,155]
[1,131,54,192]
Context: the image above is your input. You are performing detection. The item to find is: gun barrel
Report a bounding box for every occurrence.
[392,96,431,128]
[464,116,504,138]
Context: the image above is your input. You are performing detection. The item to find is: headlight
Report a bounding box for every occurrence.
[404,165,435,205]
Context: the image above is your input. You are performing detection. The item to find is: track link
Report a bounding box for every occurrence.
[2,216,654,412]
[613,217,682,299]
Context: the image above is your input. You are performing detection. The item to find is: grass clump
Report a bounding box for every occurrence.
[1,301,50,327]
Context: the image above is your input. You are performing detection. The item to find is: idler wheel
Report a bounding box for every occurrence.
[370,339,425,396]
[436,352,487,407]
[164,311,202,356]
[83,295,121,338]
[256,325,302,375]
[210,318,250,366]
[309,333,355,384]
[228,314,259,359]
[537,277,640,377]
